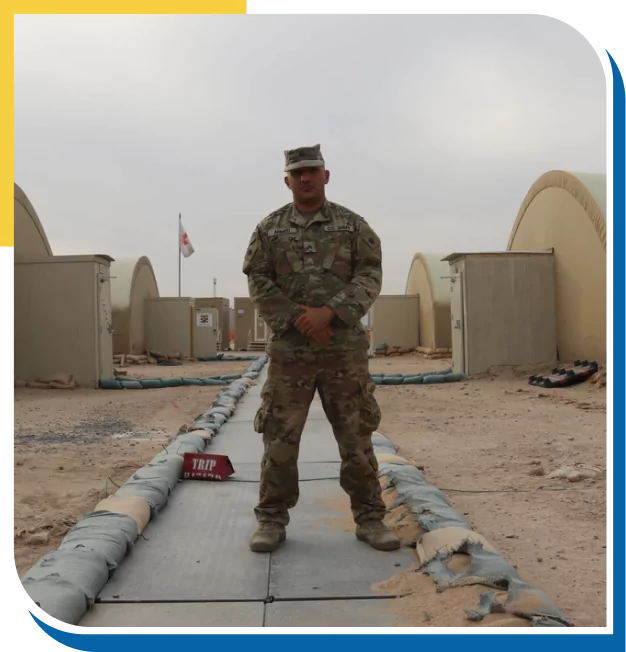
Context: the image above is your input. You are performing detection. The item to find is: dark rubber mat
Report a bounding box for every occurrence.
[230,462,340,483]
[229,402,327,424]
[269,480,414,600]
[210,419,341,463]
[229,400,329,423]
[91,365,416,623]
[98,482,269,602]
[265,599,406,627]
[80,602,264,627]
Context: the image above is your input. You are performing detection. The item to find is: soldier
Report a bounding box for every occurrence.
[242,144,400,554]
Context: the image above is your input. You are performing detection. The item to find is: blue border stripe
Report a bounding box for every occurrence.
[608,50,625,642]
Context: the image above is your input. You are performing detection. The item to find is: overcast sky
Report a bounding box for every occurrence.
[14,14,606,301]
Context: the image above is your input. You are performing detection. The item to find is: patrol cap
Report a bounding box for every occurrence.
[284,144,325,172]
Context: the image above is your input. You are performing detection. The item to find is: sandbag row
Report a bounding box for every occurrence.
[372,433,571,627]
[371,368,466,385]
[372,344,452,359]
[21,355,268,625]
[196,353,261,362]
[99,373,244,390]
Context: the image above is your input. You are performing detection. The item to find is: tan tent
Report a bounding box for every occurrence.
[14,182,53,261]
[507,170,606,362]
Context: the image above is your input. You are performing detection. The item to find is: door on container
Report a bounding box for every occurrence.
[254,309,267,341]
[221,306,229,351]
[193,309,217,357]
[214,310,221,350]
[450,272,465,374]
[97,264,114,382]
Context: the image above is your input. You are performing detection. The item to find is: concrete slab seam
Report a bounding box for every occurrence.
[372,432,572,627]
[20,356,269,625]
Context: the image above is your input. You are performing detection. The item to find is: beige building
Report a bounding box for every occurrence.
[507,170,606,362]
[14,182,114,388]
[111,257,159,355]
[367,295,419,352]
[405,252,452,350]
[444,252,557,376]
[233,297,254,350]
[145,298,218,358]
[194,297,230,351]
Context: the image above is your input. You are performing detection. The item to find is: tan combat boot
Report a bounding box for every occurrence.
[249,522,286,553]
[355,521,401,551]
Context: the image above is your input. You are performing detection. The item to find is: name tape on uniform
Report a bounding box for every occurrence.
[323,224,355,232]
[268,227,298,237]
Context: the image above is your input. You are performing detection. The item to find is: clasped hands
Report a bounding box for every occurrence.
[293,305,335,343]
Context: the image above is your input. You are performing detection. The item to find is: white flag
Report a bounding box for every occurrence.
[179,221,194,258]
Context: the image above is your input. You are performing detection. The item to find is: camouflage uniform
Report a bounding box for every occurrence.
[242,144,387,528]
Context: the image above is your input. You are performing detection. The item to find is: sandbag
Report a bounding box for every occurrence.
[204,412,227,427]
[219,374,242,381]
[375,452,414,466]
[58,511,138,570]
[382,376,404,385]
[200,378,226,386]
[402,375,424,384]
[181,378,204,386]
[119,379,143,390]
[140,378,164,389]
[21,548,110,611]
[134,456,184,492]
[204,407,233,418]
[161,377,183,387]
[22,577,89,625]
[422,375,446,384]
[94,495,151,534]
[99,379,123,389]
[116,477,171,514]
[187,419,218,436]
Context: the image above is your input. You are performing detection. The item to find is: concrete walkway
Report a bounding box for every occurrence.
[80,371,413,627]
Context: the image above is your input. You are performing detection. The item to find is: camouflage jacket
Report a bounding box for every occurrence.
[243,200,382,352]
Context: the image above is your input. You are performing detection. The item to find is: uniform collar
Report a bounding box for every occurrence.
[289,199,332,226]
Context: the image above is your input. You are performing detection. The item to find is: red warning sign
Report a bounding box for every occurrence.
[182,453,235,481]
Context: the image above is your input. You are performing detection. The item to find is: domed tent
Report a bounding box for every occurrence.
[14,182,53,261]
[507,170,606,362]
[405,252,451,351]
[111,257,160,355]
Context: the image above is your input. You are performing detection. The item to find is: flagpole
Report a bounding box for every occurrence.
[178,213,182,297]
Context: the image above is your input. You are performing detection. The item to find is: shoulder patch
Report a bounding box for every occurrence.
[358,220,381,250]
[363,234,380,249]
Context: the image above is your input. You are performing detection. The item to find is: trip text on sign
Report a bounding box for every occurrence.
[193,458,217,472]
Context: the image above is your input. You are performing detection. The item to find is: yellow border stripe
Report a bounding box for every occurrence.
[3,3,248,248]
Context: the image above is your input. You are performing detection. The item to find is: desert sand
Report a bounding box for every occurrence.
[14,359,250,575]
[14,354,606,627]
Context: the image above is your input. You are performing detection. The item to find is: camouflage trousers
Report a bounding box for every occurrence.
[253,348,386,526]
